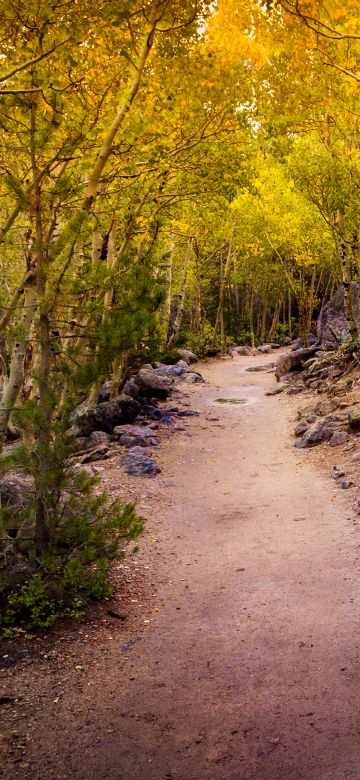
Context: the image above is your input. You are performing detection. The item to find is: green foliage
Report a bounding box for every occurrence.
[0,409,144,634]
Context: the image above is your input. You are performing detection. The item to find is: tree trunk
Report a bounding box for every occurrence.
[0,271,38,450]
[167,236,193,347]
[269,299,280,342]
[338,213,357,339]
[214,226,235,344]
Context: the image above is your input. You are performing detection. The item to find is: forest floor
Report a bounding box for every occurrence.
[2,351,360,780]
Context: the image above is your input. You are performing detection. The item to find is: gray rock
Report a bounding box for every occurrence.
[314,398,339,416]
[340,480,354,489]
[317,284,360,343]
[180,372,204,384]
[117,449,161,477]
[294,421,310,437]
[122,379,140,399]
[80,445,110,463]
[348,403,360,431]
[73,395,140,436]
[74,430,111,453]
[231,345,253,356]
[133,368,172,399]
[333,466,346,479]
[153,361,188,378]
[298,405,316,420]
[297,420,336,448]
[329,431,348,447]
[113,424,157,440]
[246,365,273,373]
[351,453,360,462]
[297,426,325,448]
[177,349,198,364]
[97,381,112,403]
[257,344,272,354]
[119,434,157,448]
[265,384,286,396]
[0,471,34,509]
[275,346,319,380]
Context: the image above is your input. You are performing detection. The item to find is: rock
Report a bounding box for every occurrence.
[113,424,157,440]
[119,434,156,448]
[294,421,310,437]
[352,453,360,462]
[333,466,346,479]
[348,403,360,431]
[80,445,110,463]
[340,480,353,489]
[180,372,204,384]
[74,430,112,453]
[296,426,325,448]
[231,346,252,356]
[177,349,198,364]
[296,420,336,448]
[246,365,273,372]
[317,284,360,343]
[133,368,172,399]
[97,381,112,403]
[275,346,319,381]
[122,379,140,399]
[0,472,34,508]
[117,449,161,477]
[329,431,348,447]
[314,399,339,416]
[287,387,303,395]
[265,384,286,396]
[74,395,140,436]
[298,405,316,420]
[257,344,273,354]
[153,363,187,379]
[176,409,199,417]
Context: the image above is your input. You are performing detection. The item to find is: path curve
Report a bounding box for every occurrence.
[8,353,360,780]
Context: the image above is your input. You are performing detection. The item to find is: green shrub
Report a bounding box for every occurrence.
[0,422,145,634]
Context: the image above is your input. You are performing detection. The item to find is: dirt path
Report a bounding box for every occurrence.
[3,353,360,780]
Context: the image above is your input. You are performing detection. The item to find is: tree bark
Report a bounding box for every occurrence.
[214,226,235,344]
[167,236,193,347]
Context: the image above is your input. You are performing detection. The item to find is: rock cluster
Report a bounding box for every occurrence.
[70,354,202,476]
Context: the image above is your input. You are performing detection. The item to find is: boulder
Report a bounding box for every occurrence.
[153,363,187,379]
[117,447,161,477]
[133,368,172,399]
[295,420,337,448]
[231,345,253,356]
[177,349,198,364]
[348,403,360,431]
[265,384,286,396]
[275,346,319,381]
[113,424,157,440]
[75,430,111,453]
[122,378,140,399]
[294,421,310,437]
[314,399,339,416]
[80,445,110,463]
[317,284,360,343]
[74,395,140,436]
[329,431,348,447]
[0,471,34,508]
[97,381,112,404]
[119,434,156,448]
[180,372,204,384]
[257,344,272,354]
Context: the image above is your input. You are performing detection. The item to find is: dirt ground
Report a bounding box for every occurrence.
[2,351,360,780]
